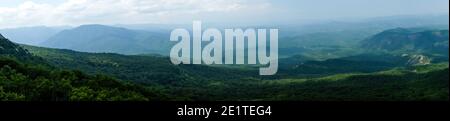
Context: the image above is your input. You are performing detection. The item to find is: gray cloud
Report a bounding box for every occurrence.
[0,0,270,28]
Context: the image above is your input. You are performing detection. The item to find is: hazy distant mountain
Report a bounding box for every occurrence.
[361,28,449,55]
[278,14,449,54]
[41,24,171,55]
[282,14,449,36]
[113,23,183,32]
[0,33,31,56]
[0,26,68,45]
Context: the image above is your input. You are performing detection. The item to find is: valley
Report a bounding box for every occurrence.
[1,15,449,101]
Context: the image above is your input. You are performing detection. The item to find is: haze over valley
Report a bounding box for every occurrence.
[0,0,448,101]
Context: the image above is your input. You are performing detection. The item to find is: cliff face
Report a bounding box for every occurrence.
[403,54,431,66]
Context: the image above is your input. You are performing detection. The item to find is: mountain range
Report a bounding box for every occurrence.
[40,25,171,55]
[0,26,68,45]
[361,28,449,55]
[1,32,448,101]
[1,22,449,101]
[1,15,448,56]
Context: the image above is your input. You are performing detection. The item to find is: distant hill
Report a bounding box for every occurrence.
[0,26,67,45]
[0,33,33,58]
[361,28,449,55]
[41,24,171,55]
[277,15,449,57]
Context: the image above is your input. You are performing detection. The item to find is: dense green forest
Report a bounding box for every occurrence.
[1,28,449,101]
[0,57,162,101]
[1,36,167,101]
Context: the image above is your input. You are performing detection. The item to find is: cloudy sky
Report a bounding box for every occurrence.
[0,0,448,28]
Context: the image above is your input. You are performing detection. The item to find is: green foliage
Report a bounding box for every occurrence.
[361,28,449,55]
[20,43,449,101]
[192,66,448,101]
[2,29,449,101]
[41,25,170,55]
[0,86,25,101]
[70,86,148,101]
[22,45,258,84]
[0,57,159,101]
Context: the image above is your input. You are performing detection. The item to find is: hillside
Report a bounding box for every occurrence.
[21,45,258,84]
[260,64,449,101]
[22,43,449,101]
[361,28,449,55]
[1,33,167,101]
[0,33,31,57]
[0,33,44,64]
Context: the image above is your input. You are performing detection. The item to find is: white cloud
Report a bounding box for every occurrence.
[0,0,271,28]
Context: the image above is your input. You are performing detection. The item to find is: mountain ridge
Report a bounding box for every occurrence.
[0,33,32,57]
[361,28,449,55]
[0,26,67,45]
[40,25,170,55]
